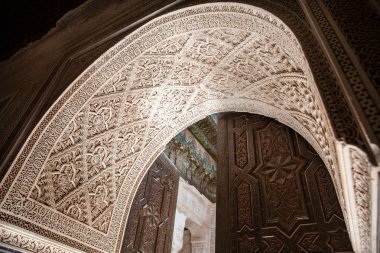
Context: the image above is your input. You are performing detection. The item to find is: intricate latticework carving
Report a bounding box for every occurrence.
[349,147,371,253]
[132,57,174,90]
[0,224,81,253]
[234,131,248,169]
[305,0,380,149]
[249,0,367,152]
[320,0,380,92]
[52,112,85,155]
[236,181,253,230]
[87,96,122,137]
[257,123,308,232]
[0,3,361,252]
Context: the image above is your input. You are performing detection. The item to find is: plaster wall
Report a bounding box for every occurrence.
[172,178,216,253]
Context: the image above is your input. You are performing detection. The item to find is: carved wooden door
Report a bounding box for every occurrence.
[121,154,179,253]
[216,113,353,253]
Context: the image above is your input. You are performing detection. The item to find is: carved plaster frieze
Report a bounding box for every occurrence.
[350,148,371,253]
[188,115,217,159]
[0,3,354,252]
[340,145,372,253]
[0,223,83,253]
[165,130,217,202]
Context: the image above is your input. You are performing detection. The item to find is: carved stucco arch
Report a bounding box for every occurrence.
[0,3,373,253]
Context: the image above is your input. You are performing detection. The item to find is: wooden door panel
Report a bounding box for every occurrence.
[217,113,353,253]
[121,154,179,253]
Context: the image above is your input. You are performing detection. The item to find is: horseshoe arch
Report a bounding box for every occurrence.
[0,3,373,253]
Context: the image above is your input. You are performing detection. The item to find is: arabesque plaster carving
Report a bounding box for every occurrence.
[0,3,373,253]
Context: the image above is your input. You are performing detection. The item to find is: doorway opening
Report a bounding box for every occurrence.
[121,112,353,253]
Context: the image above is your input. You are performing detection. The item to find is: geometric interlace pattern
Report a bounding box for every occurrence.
[0,4,340,253]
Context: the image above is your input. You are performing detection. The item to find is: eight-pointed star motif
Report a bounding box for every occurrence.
[261,154,298,184]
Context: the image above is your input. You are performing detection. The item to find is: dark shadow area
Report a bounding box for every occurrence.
[0,0,86,61]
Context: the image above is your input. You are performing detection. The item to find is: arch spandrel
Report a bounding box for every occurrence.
[0,3,370,253]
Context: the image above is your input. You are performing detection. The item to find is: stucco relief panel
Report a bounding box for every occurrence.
[0,4,349,253]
